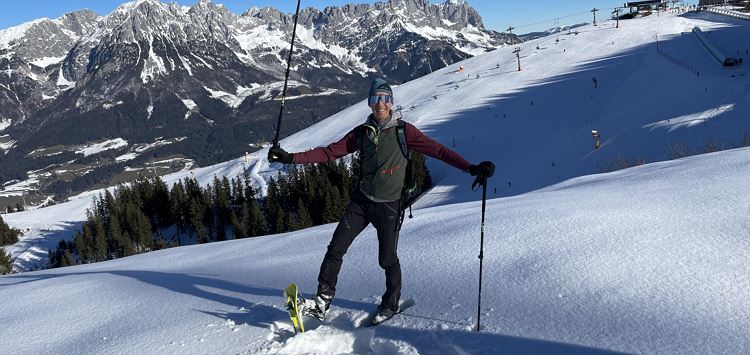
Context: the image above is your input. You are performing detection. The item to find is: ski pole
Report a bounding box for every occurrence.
[271,0,302,149]
[475,175,487,332]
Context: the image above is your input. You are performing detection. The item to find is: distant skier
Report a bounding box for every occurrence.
[592,77,598,88]
[268,78,494,324]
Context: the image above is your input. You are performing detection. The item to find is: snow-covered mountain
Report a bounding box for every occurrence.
[0,0,514,206]
[0,10,101,125]
[4,7,749,272]
[1,8,749,354]
[518,23,588,42]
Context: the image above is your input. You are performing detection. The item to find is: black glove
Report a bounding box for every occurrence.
[468,161,495,189]
[268,146,294,164]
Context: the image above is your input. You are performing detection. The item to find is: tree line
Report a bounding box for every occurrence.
[49,153,432,268]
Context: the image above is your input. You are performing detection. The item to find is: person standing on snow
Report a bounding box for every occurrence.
[268,78,494,323]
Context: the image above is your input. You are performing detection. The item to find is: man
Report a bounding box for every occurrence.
[268,78,494,324]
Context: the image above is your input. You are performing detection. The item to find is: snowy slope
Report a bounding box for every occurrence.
[1,144,749,354]
[4,12,750,272]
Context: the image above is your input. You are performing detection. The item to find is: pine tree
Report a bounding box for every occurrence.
[0,214,20,245]
[73,229,92,263]
[170,181,187,235]
[60,249,76,267]
[264,177,282,233]
[322,187,341,224]
[411,152,433,194]
[273,205,286,234]
[231,177,245,212]
[201,187,215,242]
[110,211,134,258]
[189,198,206,243]
[248,199,267,237]
[291,198,313,231]
[49,240,77,268]
[122,201,152,253]
[213,176,231,241]
[152,176,173,229]
[233,209,247,239]
[0,248,12,274]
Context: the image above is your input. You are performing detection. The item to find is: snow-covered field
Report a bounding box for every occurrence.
[2,9,750,354]
[1,143,748,354]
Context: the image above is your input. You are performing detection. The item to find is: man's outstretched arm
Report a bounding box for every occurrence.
[268,127,360,164]
[404,123,471,172]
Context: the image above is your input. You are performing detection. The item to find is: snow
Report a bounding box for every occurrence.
[295,26,372,74]
[142,35,169,84]
[203,85,252,108]
[75,138,129,157]
[0,175,39,198]
[643,103,734,132]
[102,101,125,109]
[1,146,749,353]
[0,136,17,152]
[30,55,67,68]
[56,66,75,88]
[235,26,288,56]
[134,137,186,153]
[181,98,198,119]
[2,11,750,353]
[115,152,138,162]
[0,18,47,49]
[0,118,11,131]
[115,138,186,163]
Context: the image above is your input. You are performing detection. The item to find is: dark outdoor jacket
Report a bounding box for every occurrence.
[292,116,471,201]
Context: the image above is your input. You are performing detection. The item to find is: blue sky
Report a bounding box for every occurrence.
[0,0,697,34]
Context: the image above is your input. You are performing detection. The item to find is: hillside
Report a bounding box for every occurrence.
[3,10,750,275]
[1,9,749,354]
[1,142,748,354]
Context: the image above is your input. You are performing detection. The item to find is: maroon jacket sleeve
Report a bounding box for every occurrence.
[292,127,360,164]
[405,122,472,172]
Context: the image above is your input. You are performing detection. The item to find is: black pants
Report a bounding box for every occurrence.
[317,191,402,311]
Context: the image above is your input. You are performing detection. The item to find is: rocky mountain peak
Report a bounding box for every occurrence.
[58,10,101,35]
[0,10,101,64]
[0,0,516,203]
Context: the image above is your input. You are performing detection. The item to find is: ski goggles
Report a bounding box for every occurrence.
[368,95,393,105]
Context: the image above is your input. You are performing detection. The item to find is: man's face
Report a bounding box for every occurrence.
[369,93,392,122]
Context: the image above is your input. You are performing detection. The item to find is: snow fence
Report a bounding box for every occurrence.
[692,26,727,66]
[704,7,750,21]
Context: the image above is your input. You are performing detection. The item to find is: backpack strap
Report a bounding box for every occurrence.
[395,120,409,159]
[356,124,365,151]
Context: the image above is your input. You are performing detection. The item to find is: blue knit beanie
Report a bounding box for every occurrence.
[369,78,393,97]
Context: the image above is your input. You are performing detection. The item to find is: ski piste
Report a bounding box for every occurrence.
[283,283,305,333]
[361,299,416,327]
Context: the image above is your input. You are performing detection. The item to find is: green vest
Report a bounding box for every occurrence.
[359,123,408,202]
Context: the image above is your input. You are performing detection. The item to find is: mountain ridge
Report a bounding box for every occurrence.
[0,0,514,206]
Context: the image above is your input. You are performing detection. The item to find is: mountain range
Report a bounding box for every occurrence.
[0,0,515,206]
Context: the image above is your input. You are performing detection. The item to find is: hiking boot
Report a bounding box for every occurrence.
[302,293,332,321]
[371,305,399,325]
